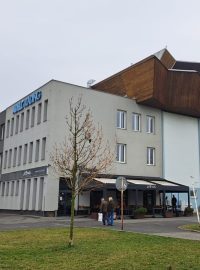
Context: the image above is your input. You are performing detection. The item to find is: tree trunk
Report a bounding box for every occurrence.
[69,189,75,247]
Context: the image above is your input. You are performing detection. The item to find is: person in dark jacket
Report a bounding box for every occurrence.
[100,198,108,225]
[172,195,177,213]
[107,197,115,226]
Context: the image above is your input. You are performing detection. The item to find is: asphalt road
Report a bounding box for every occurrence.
[0,213,200,241]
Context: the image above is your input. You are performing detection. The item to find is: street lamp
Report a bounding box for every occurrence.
[190,176,200,224]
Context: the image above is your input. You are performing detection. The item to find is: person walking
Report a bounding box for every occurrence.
[107,197,115,226]
[100,198,108,225]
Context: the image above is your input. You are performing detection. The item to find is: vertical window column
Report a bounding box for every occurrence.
[4,150,8,169]
[0,124,5,140]
[35,139,40,162]
[15,180,19,196]
[15,115,19,134]
[37,103,42,125]
[17,146,22,166]
[13,147,17,167]
[26,109,30,129]
[8,149,12,168]
[23,144,28,164]
[10,118,14,136]
[31,106,35,127]
[29,142,33,163]
[41,137,46,160]
[43,100,48,122]
[0,153,3,171]
[6,120,10,138]
[20,112,24,132]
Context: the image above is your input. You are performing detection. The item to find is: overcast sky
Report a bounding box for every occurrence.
[1,0,200,111]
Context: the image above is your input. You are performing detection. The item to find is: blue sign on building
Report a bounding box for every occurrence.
[13,91,42,114]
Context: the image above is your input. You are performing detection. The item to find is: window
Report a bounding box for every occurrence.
[43,99,48,122]
[17,146,22,166]
[4,150,8,169]
[132,113,141,132]
[25,109,30,129]
[31,106,35,127]
[6,120,10,138]
[0,124,5,140]
[6,182,10,196]
[146,116,155,134]
[11,181,14,196]
[13,147,17,167]
[15,115,19,134]
[147,147,155,165]
[23,144,28,164]
[20,112,24,132]
[10,118,14,136]
[117,110,126,129]
[8,149,12,168]
[1,182,5,196]
[116,143,126,163]
[35,139,40,162]
[0,153,3,171]
[41,137,46,160]
[37,103,42,125]
[29,142,33,163]
[15,180,19,196]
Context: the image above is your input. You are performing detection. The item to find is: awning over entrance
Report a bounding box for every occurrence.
[93,177,189,192]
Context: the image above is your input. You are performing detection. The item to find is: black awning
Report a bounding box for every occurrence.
[93,178,189,193]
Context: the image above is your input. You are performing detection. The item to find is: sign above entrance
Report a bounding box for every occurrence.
[116,176,128,191]
[13,90,42,114]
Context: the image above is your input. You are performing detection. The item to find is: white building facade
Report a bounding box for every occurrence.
[0,80,167,216]
[1,48,199,216]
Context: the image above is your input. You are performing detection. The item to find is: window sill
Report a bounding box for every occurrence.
[117,127,127,130]
[147,164,156,166]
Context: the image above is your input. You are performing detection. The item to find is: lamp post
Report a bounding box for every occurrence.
[190,176,200,224]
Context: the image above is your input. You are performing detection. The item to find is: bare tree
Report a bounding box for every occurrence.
[50,96,113,247]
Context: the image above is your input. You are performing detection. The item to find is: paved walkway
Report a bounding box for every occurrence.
[0,213,200,241]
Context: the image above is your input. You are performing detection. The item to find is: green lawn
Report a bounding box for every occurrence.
[0,227,200,270]
[180,224,200,232]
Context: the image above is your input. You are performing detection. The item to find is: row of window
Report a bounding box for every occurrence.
[116,143,155,165]
[3,137,46,170]
[4,99,48,139]
[117,110,155,133]
[0,180,19,196]
[0,178,44,211]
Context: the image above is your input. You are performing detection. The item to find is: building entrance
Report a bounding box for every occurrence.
[143,190,155,214]
[58,179,71,216]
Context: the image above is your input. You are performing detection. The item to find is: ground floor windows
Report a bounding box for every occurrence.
[0,177,45,211]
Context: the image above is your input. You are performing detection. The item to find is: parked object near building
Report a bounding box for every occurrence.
[0,48,200,216]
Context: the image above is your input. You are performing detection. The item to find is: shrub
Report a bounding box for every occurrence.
[184,207,194,216]
[135,207,147,215]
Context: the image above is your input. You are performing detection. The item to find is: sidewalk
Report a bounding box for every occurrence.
[0,213,199,241]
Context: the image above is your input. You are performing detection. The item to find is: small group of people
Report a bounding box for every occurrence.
[100,197,115,226]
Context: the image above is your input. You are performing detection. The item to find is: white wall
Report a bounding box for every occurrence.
[163,112,200,187]
[0,80,163,213]
[48,81,163,178]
